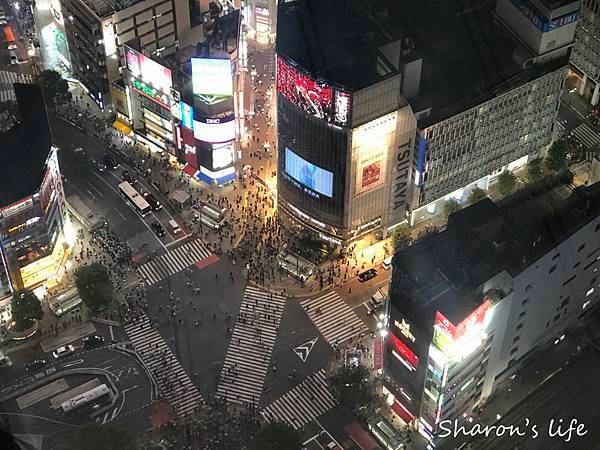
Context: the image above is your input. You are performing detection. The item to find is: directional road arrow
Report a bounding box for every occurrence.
[293,337,318,362]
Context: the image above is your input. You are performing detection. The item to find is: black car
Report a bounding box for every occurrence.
[92,159,106,172]
[144,192,162,211]
[82,335,105,349]
[122,169,136,184]
[24,359,46,372]
[151,221,166,237]
[103,154,119,170]
[358,268,378,282]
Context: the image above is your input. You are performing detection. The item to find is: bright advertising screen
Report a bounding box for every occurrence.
[191,58,233,97]
[285,148,333,197]
[193,116,236,143]
[125,46,172,94]
[277,57,351,127]
[213,142,235,169]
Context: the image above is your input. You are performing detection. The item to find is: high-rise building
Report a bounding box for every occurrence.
[571,0,600,105]
[0,84,68,295]
[35,0,205,108]
[383,177,600,445]
[396,0,578,224]
[276,0,420,245]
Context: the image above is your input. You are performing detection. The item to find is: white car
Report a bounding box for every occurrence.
[52,345,75,359]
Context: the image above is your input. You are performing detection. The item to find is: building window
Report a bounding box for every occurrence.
[513,336,520,344]
[587,288,595,297]
[516,323,524,331]
[560,297,571,308]
[563,274,577,286]
[548,265,557,273]
[595,222,600,232]
[578,243,586,252]
[574,262,581,269]
[510,346,519,355]
[553,313,561,322]
[552,253,560,260]
[518,311,527,319]
[521,298,529,307]
[525,284,533,292]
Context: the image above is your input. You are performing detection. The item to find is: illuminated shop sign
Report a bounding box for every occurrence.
[180,102,193,130]
[170,89,181,121]
[191,58,233,97]
[255,6,269,15]
[395,319,416,342]
[510,0,579,32]
[390,332,419,371]
[285,147,333,198]
[125,46,172,94]
[277,57,352,127]
[131,79,170,107]
[193,116,236,143]
[102,19,116,56]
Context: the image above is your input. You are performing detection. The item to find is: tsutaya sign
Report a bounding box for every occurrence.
[131,79,170,107]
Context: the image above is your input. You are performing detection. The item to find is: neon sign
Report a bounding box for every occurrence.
[131,79,169,107]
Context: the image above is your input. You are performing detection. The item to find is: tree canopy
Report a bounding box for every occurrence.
[390,224,411,250]
[442,199,461,219]
[255,422,301,450]
[546,141,568,171]
[34,69,72,105]
[330,365,373,414]
[11,291,42,331]
[526,158,544,183]
[496,170,517,196]
[74,263,113,312]
[467,187,488,205]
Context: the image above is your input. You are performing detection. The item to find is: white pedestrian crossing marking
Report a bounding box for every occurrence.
[300,291,369,346]
[216,286,286,406]
[124,315,204,418]
[572,122,600,150]
[137,239,212,285]
[260,369,337,430]
[0,70,34,103]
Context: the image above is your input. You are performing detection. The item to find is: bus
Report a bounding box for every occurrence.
[118,181,151,217]
[61,384,110,413]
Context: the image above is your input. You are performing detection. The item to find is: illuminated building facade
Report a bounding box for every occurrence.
[383,180,600,445]
[0,85,68,295]
[276,0,419,244]
[571,0,600,105]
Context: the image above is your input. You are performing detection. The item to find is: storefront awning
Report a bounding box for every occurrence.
[391,399,415,425]
[343,421,378,450]
[182,163,198,178]
[113,120,132,135]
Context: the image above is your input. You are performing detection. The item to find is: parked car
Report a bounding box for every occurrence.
[143,192,162,211]
[103,154,119,170]
[52,345,75,359]
[24,359,46,372]
[91,159,106,172]
[82,335,105,349]
[121,169,136,184]
[151,221,166,237]
[358,268,378,282]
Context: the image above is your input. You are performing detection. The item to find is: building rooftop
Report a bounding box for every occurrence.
[380,0,568,128]
[390,173,600,326]
[276,0,401,91]
[83,0,144,18]
[0,84,53,209]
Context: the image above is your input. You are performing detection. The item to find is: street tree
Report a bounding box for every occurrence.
[0,100,18,132]
[11,291,42,332]
[255,422,301,450]
[34,69,72,105]
[546,141,568,171]
[442,199,461,219]
[330,365,373,414]
[67,424,136,450]
[496,170,517,196]
[526,158,544,183]
[74,263,113,312]
[467,187,488,205]
[391,224,411,250]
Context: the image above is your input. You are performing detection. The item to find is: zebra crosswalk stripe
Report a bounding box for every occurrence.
[0,70,33,85]
[300,291,369,346]
[137,238,212,285]
[572,123,600,149]
[216,286,286,406]
[124,315,204,418]
[260,369,337,430]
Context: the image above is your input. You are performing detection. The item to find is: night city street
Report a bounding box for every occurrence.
[1,0,600,449]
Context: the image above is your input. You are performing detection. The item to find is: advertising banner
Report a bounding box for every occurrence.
[193,116,236,143]
[284,147,333,197]
[125,46,172,95]
[191,58,233,97]
[277,57,351,127]
[374,335,383,371]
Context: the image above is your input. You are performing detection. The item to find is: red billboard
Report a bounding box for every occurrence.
[435,300,489,341]
[374,336,383,371]
[277,57,351,126]
[390,332,419,370]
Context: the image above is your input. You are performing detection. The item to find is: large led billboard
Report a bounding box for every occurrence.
[212,142,235,169]
[125,46,172,94]
[285,148,333,197]
[193,116,236,143]
[191,58,233,97]
[277,57,351,127]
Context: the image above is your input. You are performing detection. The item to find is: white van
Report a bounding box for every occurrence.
[168,219,181,234]
[382,256,393,270]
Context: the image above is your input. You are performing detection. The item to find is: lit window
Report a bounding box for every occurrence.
[586,288,595,297]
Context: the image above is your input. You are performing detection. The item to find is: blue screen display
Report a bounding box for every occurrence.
[285,148,333,197]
